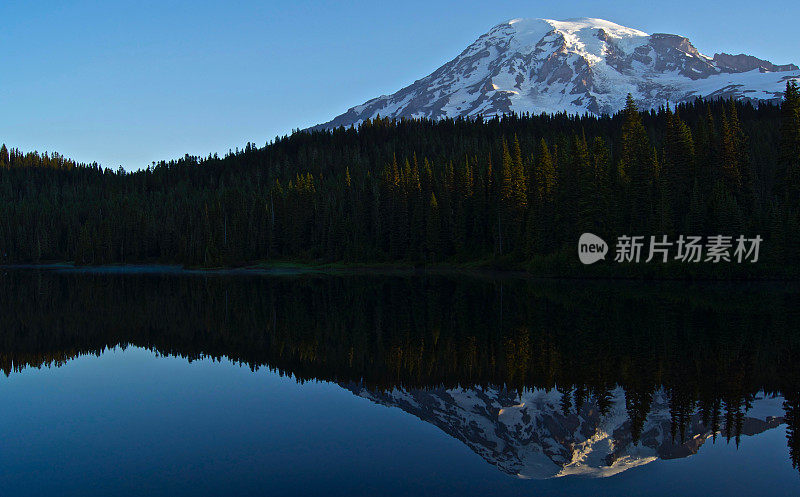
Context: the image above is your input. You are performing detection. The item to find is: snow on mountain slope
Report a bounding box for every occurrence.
[343,384,785,479]
[316,18,799,129]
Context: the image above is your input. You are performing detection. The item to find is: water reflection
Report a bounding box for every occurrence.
[348,385,785,479]
[1,268,799,479]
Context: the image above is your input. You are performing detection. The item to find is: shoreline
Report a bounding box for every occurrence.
[2,260,799,283]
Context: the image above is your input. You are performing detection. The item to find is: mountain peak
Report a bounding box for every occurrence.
[315,18,799,129]
[507,17,649,37]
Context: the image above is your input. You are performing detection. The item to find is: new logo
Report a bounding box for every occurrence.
[578,233,608,265]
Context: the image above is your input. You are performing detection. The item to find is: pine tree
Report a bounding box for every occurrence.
[575,133,595,235]
[720,101,744,193]
[499,137,527,253]
[0,144,9,167]
[618,94,655,231]
[785,392,800,472]
[426,192,440,260]
[663,107,695,230]
[694,104,717,188]
[779,81,800,206]
[590,136,613,235]
[686,180,706,234]
[535,138,556,205]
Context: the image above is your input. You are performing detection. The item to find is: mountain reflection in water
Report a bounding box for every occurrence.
[347,385,785,479]
[1,267,799,480]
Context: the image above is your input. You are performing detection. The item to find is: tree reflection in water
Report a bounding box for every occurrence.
[1,268,798,477]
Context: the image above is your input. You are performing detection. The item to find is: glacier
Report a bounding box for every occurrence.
[315,17,800,129]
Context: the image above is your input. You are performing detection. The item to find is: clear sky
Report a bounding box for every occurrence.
[2,0,798,169]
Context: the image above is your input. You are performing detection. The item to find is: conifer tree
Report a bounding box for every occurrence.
[618,94,655,231]
[590,137,613,234]
[779,81,800,206]
[785,393,800,472]
[575,133,595,235]
[426,192,440,260]
[663,107,695,230]
[499,137,527,253]
[535,138,556,205]
[0,144,8,167]
[720,101,744,193]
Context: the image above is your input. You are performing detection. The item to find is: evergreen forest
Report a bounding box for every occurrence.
[1,82,799,275]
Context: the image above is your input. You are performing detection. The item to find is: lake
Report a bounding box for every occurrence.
[0,267,798,496]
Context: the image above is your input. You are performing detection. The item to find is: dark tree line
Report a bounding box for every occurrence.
[1,82,799,271]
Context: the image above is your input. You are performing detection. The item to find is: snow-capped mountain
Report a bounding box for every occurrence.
[345,384,785,479]
[317,18,799,128]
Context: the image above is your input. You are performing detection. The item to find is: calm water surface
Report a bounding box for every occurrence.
[0,267,798,496]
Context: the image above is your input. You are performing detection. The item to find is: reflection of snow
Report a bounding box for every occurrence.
[349,385,786,480]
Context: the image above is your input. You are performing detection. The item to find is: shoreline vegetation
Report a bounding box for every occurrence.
[1,84,799,279]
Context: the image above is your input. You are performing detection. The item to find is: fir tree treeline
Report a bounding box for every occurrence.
[1,269,799,466]
[1,83,799,269]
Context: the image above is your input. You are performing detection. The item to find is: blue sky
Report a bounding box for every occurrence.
[2,0,798,169]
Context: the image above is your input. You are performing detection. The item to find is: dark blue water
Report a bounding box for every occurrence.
[0,268,798,496]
